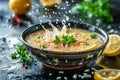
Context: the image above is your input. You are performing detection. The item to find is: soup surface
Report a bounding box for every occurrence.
[25,27,103,52]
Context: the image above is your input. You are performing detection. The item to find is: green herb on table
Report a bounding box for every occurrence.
[11,44,35,67]
[91,34,97,39]
[70,0,113,22]
[11,52,17,59]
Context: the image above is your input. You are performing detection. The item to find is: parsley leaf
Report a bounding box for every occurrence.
[11,52,17,59]
[62,35,77,45]
[91,34,97,39]
[53,35,61,44]
[11,44,35,67]
[82,42,88,45]
[41,45,47,49]
[38,36,43,38]
[53,35,77,45]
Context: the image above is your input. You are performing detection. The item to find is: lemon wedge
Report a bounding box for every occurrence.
[94,69,120,80]
[79,44,97,52]
[103,34,120,56]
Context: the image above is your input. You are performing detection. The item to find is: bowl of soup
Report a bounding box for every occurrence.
[20,21,108,70]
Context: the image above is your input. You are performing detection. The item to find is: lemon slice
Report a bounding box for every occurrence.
[103,34,120,56]
[79,44,97,52]
[94,69,120,80]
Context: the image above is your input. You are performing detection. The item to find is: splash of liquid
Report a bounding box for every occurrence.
[41,21,67,42]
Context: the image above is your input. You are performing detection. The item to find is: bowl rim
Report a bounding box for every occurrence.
[20,21,109,55]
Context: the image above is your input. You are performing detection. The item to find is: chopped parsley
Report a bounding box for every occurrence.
[41,45,47,49]
[53,35,61,44]
[62,35,77,45]
[91,34,97,39]
[11,52,17,59]
[82,42,88,45]
[11,44,35,67]
[38,36,43,38]
[53,34,77,45]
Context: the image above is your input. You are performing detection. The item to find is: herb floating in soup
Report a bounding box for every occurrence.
[53,35,77,45]
[25,25,103,52]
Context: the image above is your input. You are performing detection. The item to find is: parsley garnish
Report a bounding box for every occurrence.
[53,35,61,44]
[91,34,97,39]
[53,35,77,45]
[11,44,35,66]
[82,42,88,45]
[38,36,43,38]
[41,45,47,49]
[62,35,77,45]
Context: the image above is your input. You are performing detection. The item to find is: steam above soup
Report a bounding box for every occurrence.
[25,25,103,52]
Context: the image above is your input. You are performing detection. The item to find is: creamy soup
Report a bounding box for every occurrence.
[25,27,103,52]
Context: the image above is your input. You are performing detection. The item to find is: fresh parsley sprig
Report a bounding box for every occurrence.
[82,42,88,45]
[41,45,47,49]
[53,35,77,45]
[53,35,61,44]
[11,52,17,59]
[11,44,35,67]
[62,35,77,45]
[91,33,97,39]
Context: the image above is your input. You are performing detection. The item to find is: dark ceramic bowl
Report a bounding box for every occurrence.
[20,21,108,70]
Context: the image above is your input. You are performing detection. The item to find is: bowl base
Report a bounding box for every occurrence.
[43,64,85,70]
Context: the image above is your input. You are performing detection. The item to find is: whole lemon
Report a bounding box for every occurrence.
[9,0,31,15]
